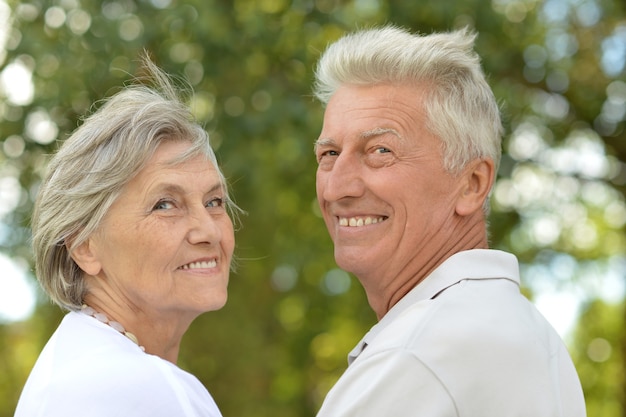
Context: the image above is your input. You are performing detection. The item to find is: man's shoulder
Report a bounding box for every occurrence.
[366,277,553,357]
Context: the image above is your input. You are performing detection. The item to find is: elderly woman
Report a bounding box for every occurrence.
[15,57,237,416]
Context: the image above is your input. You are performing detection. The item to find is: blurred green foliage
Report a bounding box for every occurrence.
[573,299,625,417]
[0,0,625,416]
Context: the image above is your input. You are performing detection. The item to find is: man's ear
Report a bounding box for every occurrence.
[455,158,495,216]
[69,238,102,277]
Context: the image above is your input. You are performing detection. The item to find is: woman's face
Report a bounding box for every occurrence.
[82,141,235,319]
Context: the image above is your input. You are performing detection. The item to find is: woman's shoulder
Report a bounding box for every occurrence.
[58,312,207,392]
[16,312,221,416]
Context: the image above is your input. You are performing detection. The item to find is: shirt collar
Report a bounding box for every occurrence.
[348,249,520,364]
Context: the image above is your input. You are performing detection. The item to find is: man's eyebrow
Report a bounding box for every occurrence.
[314,127,403,151]
[314,137,335,149]
[360,127,403,139]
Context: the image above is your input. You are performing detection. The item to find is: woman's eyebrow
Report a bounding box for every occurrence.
[148,181,224,196]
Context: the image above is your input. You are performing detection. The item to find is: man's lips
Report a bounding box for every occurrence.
[338,216,388,227]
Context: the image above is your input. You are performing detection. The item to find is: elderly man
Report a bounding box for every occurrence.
[312,26,586,416]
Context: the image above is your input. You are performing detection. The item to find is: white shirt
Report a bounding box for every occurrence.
[15,311,222,417]
[317,249,586,417]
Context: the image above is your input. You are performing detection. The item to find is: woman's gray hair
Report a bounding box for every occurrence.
[32,55,237,311]
[313,26,503,177]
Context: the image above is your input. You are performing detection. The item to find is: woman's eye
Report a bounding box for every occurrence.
[153,199,175,211]
[206,197,224,208]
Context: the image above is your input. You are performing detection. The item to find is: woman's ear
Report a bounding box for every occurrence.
[455,158,495,217]
[69,238,102,277]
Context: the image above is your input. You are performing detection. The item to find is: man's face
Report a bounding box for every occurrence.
[315,83,465,288]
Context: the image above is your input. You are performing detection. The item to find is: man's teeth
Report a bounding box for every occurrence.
[181,260,217,270]
[339,217,385,227]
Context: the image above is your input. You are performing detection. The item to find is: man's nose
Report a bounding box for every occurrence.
[318,153,365,202]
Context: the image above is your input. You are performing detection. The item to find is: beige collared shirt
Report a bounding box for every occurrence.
[317,249,586,417]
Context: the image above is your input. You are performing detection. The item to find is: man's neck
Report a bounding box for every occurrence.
[366,218,489,320]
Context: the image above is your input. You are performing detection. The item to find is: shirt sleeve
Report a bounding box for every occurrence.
[316,349,459,417]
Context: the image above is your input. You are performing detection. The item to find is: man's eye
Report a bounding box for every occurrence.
[374,147,391,154]
[317,149,339,161]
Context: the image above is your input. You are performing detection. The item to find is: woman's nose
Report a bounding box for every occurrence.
[187,206,222,245]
